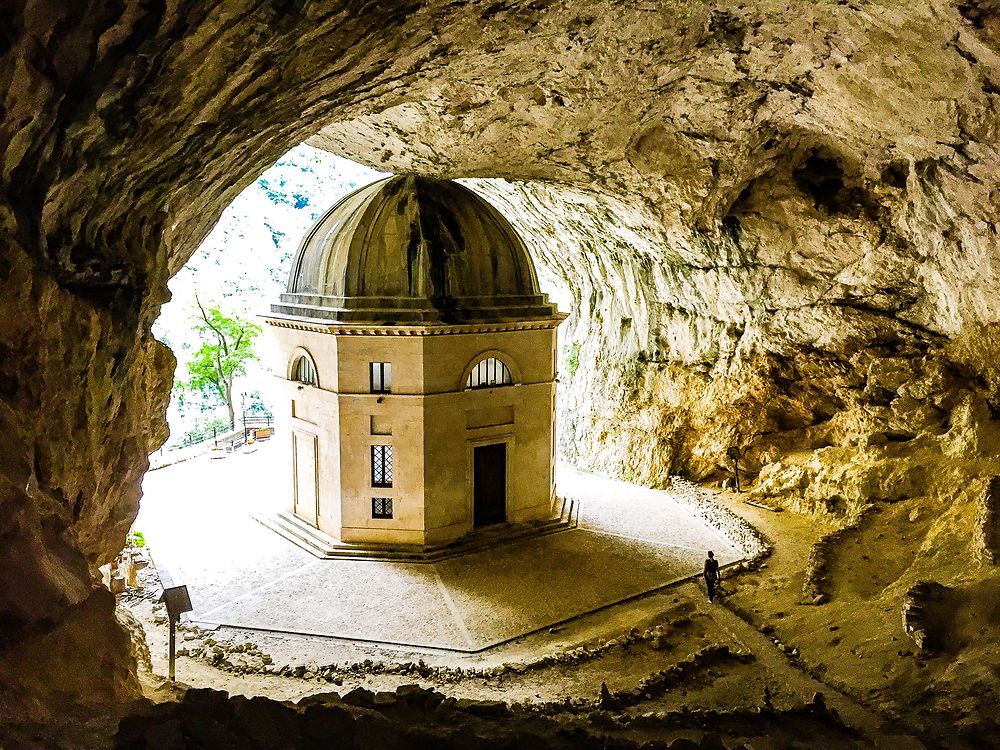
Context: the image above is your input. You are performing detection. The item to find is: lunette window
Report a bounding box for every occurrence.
[293,355,316,385]
[467,357,512,389]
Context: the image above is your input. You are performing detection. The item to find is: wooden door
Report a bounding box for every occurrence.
[473,443,507,527]
[293,431,319,527]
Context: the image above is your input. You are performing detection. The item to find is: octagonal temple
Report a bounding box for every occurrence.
[263,175,565,547]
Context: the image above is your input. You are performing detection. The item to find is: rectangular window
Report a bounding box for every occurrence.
[371,444,393,487]
[370,362,392,393]
[371,497,393,519]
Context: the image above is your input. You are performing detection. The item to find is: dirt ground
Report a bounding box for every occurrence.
[131,571,770,709]
[119,457,1000,749]
[711,490,1000,747]
[122,475,968,747]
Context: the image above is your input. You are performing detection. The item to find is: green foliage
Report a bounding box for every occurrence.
[181,299,261,421]
[130,530,146,548]
[168,414,233,450]
[246,390,273,417]
[565,342,581,378]
[181,415,232,442]
[172,379,221,417]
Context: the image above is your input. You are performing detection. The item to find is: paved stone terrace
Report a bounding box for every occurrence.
[137,442,742,652]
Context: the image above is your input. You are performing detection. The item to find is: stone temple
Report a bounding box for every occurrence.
[263,175,565,546]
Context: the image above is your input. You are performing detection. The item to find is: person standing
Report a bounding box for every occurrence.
[704,551,721,603]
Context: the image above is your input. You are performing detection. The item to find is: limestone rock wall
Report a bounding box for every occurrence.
[0,238,171,718]
[467,165,1000,494]
[0,0,465,719]
[1,0,999,723]
[312,0,1000,494]
[977,475,1000,564]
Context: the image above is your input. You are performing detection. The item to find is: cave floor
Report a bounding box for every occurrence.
[122,466,945,748]
[136,441,741,651]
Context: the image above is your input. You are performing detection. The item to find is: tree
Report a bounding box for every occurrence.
[182,297,262,427]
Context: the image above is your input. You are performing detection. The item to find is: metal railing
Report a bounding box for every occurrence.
[164,412,274,453]
[228,415,275,450]
[169,421,235,451]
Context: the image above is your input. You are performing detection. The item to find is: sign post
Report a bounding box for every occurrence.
[156,568,193,682]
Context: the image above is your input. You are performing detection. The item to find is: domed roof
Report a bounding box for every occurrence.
[270,175,560,325]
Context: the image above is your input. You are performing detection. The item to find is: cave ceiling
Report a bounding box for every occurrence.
[305,0,1000,342]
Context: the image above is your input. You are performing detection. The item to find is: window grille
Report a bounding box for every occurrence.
[371,497,393,519]
[293,355,316,385]
[370,362,392,393]
[467,357,513,389]
[371,444,393,487]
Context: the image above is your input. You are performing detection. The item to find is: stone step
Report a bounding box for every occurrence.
[272,512,432,560]
[266,513,340,556]
[253,496,577,563]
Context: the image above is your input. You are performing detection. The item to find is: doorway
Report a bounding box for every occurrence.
[473,443,507,527]
[293,431,319,527]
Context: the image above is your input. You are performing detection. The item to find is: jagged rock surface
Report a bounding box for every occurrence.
[1,0,999,732]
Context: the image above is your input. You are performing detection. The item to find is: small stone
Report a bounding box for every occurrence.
[395,683,426,699]
[341,687,375,707]
[599,681,613,708]
[436,696,458,711]
[424,690,446,708]
[667,738,700,749]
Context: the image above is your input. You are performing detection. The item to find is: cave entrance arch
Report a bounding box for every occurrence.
[0,3,648,717]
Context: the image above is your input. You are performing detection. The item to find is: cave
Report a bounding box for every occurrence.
[2,1,1000,748]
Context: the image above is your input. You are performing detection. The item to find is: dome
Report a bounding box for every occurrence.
[270,175,560,325]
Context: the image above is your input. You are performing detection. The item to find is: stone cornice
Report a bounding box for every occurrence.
[260,313,566,336]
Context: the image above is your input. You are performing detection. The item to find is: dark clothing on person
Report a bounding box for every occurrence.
[704,557,721,601]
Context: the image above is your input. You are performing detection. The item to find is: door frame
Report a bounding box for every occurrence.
[292,428,320,527]
[467,433,513,528]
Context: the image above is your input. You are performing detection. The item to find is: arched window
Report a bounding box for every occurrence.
[466,357,512,389]
[292,354,317,386]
